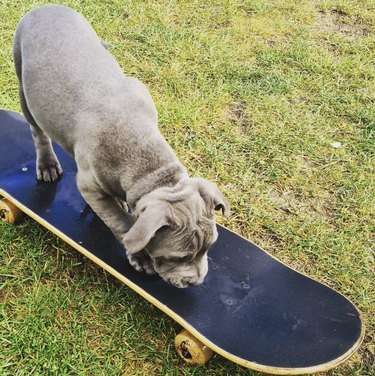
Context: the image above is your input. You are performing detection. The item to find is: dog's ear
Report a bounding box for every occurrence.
[193,178,230,217]
[123,202,173,254]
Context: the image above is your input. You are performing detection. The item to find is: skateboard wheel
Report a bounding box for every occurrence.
[0,199,23,224]
[175,329,213,366]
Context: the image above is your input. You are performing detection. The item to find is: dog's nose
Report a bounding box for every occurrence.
[167,278,189,288]
[190,273,205,287]
[190,280,203,287]
[167,277,201,288]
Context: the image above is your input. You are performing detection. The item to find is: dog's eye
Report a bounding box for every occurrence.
[154,257,164,267]
[155,254,192,266]
[158,225,170,233]
[168,255,192,264]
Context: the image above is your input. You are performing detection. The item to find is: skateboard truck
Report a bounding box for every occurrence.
[175,329,214,365]
[0,199,23,224]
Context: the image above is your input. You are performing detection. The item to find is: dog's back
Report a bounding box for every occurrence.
[13,5,178,196]
[14,5,123,96]
[13,5,153,153]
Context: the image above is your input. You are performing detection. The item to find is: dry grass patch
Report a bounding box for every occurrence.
[315,9,371,38]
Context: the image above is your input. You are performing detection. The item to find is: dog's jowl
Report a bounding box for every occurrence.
[13,5,230,288]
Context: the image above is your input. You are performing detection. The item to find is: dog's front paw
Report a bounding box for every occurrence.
[36,155,63,182]
[127,250,156,275]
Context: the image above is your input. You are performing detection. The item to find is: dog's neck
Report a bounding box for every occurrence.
[126,162,188,210]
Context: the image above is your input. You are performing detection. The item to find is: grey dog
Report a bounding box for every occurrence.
[13,5,229,288]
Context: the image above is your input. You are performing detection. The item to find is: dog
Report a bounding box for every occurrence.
[13,5,229,288]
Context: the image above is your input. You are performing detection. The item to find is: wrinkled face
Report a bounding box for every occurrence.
[123,177,229,288]
[145,196,219,288]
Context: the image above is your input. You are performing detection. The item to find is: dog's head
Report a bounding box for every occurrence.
[123,178,229,288]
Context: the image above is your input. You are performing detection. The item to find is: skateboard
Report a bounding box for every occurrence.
[0,109,364,374]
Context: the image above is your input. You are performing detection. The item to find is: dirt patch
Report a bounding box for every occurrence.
[226,101,250,132]
[266,186,336,222]
[314,10,370,39]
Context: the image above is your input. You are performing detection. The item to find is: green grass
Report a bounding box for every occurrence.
[0,0,374,375]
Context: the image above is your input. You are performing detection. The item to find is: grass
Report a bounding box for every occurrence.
[0,0,374,375]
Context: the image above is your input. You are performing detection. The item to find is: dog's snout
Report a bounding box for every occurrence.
[166,276,204,288]
[170,278,190,288]
[190,279,203,287]
[159,252,209,288]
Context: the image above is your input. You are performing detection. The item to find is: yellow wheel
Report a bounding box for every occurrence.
[175,329,214,366]
[0,199,23,224]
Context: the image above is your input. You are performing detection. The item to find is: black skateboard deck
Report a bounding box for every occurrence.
[0,109,364,374]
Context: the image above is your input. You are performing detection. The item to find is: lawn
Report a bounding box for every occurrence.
[0,0,374,375]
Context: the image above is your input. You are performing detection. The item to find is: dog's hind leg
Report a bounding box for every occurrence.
[13,37,62,182]
[20,90,62,182]
[20,88,63,182]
